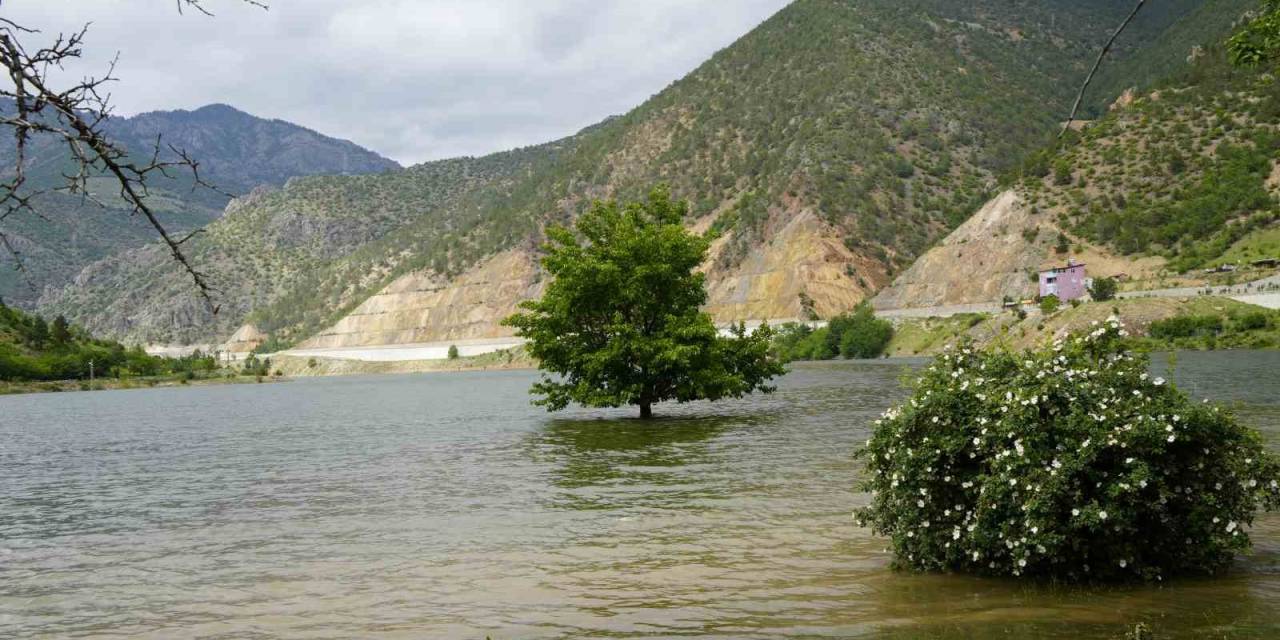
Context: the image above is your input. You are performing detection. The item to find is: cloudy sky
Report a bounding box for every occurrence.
[6,0,791,165]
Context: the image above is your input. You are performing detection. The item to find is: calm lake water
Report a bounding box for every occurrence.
[2,352,1278,639]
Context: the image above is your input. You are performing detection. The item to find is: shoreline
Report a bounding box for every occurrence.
[6,344,1276,395]
[0,374,290,397]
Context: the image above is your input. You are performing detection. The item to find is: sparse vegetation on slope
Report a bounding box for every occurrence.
[42,0,1219,348]
[0,102,399,307]
[1014,18,1280,274]
[884,297,1280,356]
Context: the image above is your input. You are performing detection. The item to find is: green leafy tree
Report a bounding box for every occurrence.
[1089,276,1118,302]
[28,316,49,349]
[447,344,460,360]
[1228,0,1280,68]
[838,305,895,359]
[50,315,72,346]
[503,186,785,418]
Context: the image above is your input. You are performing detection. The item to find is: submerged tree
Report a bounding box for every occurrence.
[504,186,785,418]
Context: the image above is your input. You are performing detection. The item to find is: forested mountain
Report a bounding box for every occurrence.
[0,103,399,306]
[41,0,1240,346]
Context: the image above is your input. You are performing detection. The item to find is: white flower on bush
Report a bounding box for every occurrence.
[854,324,1280,581]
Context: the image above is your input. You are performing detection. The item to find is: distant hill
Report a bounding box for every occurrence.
[1016,45,1280,274]
[875,0,1277,311]
[0,102,399,306]
[42,0,1233,346]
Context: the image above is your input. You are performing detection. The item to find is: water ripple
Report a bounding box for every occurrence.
[1,356,1279,638]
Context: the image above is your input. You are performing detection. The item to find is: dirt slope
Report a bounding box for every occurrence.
[872,190,1164,311]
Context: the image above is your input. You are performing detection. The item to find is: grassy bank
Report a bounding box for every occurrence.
[885,296,1279,356]
[0,372,288,396]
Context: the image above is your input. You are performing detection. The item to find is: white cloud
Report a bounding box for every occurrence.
[5,0,791,164]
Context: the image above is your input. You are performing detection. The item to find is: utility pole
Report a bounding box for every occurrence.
[89,360,94,389]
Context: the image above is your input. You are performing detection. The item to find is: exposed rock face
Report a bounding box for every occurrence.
[302,209,874,348]
[221,324,267,353]
[872,191,1043,310]
[873,190,1168,311]
[1111,87,1138,111]
[300,250,544,348]
[703,210,872,322]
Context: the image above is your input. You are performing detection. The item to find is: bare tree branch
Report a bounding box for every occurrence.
[1060,0,1146,138]
[178,0,268,17]
[0,0,268,310]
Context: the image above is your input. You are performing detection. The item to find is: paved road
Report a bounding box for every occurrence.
[281,337,527,362]
[172,273,1280,364]
[875,301,1003,319]
[872,273,1280,320]
[1117,273,1280,307]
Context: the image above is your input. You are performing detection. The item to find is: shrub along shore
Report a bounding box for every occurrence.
[6,295,1277,396]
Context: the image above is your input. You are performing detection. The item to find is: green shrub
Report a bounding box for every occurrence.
[1235,311,1271,331]
[1039,295,1060,314]
[855,319,1280,581]
[839,308,894,359]
[448,344,460,360]
[1089,277,1118,302]
[1149,315,1223,340]
[772,305,893,362]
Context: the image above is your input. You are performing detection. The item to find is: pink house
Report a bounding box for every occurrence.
[1039,260,1087,301]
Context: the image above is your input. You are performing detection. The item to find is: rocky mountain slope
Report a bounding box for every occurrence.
[0,103,398,306]
[1016,58,1280,275]
[42,0,1235,347]
[877,0,1280,310]
[871,188,1169,310]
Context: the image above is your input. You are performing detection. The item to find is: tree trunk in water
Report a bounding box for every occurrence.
[639,402,653,419]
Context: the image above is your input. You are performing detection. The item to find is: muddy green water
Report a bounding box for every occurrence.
[1,352,1277,639]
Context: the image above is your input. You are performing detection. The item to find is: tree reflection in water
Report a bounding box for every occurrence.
[527,411,778,511]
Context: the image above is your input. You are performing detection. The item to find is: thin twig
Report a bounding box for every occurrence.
[0,0,268,308]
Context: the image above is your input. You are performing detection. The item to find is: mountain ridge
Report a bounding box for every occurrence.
[0,101,400,307]
[40,0,1244,347]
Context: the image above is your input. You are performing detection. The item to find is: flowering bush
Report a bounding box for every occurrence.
[855,318,1280,581]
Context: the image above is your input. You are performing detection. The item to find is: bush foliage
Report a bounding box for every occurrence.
[0,300,217,382]
[1088,276,1118,302]
[856,318,1280,581]
[1039,295,1060,314]
[772,304,894,362]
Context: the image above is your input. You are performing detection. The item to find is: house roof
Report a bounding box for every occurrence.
[1040,263,1086,274]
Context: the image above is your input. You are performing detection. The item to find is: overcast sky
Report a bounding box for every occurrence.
[5,0,791,165]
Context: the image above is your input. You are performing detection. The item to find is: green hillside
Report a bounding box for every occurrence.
[0,298,220,384]
[1013,10,1280,274]
[0,103,399,307]
[42,0,1230,346]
